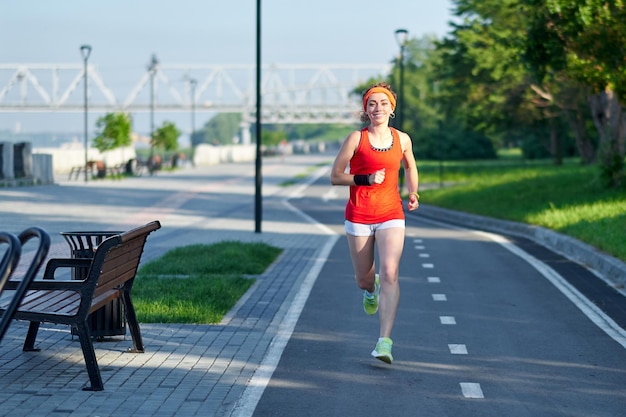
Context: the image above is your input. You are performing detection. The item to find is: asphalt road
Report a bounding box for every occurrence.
[252,175,626,417]
[1,154,624,417]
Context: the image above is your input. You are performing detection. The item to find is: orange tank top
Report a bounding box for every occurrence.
[345,127,404,223]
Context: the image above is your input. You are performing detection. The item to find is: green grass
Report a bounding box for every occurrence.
[134,241,282,324]
[418,156,626,262]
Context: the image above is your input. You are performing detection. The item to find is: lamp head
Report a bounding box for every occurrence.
[395,29,409,47]
[80,45,92,60]
[148,54,159,71]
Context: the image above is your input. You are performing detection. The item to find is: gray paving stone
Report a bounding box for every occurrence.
[0,155,333,416]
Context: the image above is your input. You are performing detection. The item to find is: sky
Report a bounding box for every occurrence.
[0,0,456,137]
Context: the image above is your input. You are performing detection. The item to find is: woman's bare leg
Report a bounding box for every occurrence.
[374,227,404,338]
[346,233,376,292]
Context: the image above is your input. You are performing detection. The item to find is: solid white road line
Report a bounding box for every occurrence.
[475,230,626,350]
[230,198,338,417]
[417,215,626,350]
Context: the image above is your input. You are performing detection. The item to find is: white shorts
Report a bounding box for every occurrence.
[344,219,405,237]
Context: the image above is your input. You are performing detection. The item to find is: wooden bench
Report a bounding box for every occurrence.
[68,164,88,180]
[0,220,161,391]
[69,161,126,180]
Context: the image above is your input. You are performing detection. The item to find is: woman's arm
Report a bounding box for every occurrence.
[330,131,360,186]
[400,131,419,210]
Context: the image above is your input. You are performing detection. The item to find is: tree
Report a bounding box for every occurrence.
[196,113,242,146]
[261,130,287,146]
[280,124,356,142]
[93,112,132,153]
[521,0,626,186]
[525,77,598,164]
[152,121,180,153]
[430,0,602,164]
[430,1,535,159]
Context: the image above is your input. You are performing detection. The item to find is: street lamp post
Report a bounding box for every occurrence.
[189,78,197,151]
[80,45,92,183]
[394,28,408,190]
[439,120,444,188]
[255,0,262,233]
[148,54,158,174]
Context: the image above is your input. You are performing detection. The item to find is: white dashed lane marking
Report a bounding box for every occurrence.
[449,344,468,354]
[460,383,484,399]
[417,240,485,401]
[417,238,484,400]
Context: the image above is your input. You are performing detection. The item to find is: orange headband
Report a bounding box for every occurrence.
[363,87,396,112]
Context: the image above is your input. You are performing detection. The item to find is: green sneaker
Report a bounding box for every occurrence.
[371,337,393,364]
[363,274,380,315]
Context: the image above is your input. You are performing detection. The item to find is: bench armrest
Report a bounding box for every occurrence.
[3,258,92,290]
[43,258,92,280]
[24,278,94,292]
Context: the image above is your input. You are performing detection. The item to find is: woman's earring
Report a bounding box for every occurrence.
[390,112,396,119]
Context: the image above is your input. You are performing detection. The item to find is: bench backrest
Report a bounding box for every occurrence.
[78,221,161,317]
[0,227,50,342]
[0,232,21,292]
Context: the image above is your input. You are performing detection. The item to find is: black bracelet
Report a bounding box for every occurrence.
[354,174,371,186]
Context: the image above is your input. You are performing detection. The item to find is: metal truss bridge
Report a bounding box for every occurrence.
[0,63,391,124]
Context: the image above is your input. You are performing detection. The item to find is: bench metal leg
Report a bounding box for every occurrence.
[22,321,41,352]
[122,289,145,353]
[73,321,104,391]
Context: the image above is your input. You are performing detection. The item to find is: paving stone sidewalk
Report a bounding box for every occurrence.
[0,154,335,417]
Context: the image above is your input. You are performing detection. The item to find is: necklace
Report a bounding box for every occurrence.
[370,129,394,152]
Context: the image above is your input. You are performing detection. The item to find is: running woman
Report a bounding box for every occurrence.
[330,82,419,363]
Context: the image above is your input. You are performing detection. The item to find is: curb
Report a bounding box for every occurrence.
[415,205,626,288]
